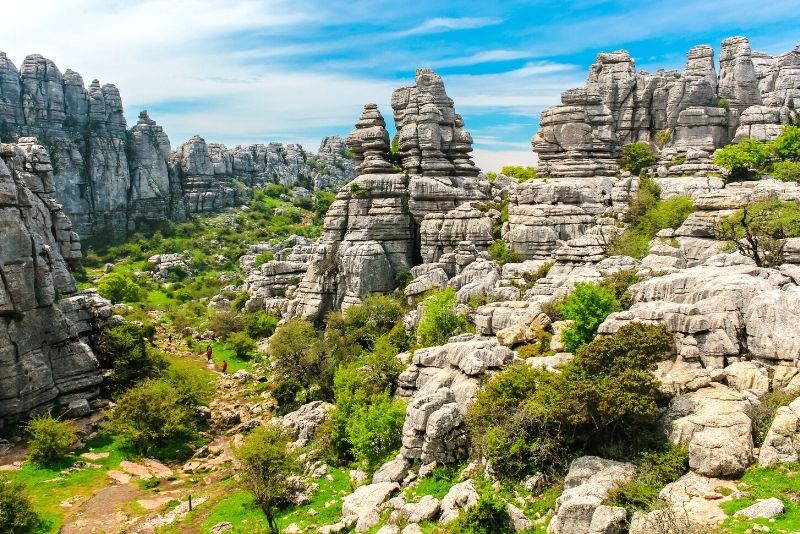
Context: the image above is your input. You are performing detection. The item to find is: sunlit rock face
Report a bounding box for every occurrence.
[533,37,800,177]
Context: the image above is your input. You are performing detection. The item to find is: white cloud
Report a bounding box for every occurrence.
[395,16,503,37]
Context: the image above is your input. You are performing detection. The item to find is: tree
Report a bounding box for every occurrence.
[108,379,197,456]
[500,165,537,182]
[619,142,658,175]
[235,425,300,533]
[268,318,322,405]
[716,198,800,267]
[771,124,800,161]
[227,331,256,359]
[346,392,406,471]
[558,282,620,353]
[94,323,164,397]
[712,138,770,182]
[416,288,465,347]
[0,474,42,533]
[25,413,77,466]
[97,272,142,303]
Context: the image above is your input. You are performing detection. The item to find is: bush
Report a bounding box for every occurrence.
[771,124,800,161]
[0,474,42,533]
[25,413,77,465]
[346,392,406,471]
[108,379,197,456]
[253,252,274,267]
[97,272,143,303]
[751,389,800,446]
[227,331,257,359]
[94,323,164,397]
[416,288,465,347]
[558,282,619,352]
[245,311,279,339]
[609,177,693,259]
[620,142,658,175]
[444,493,513,534]
[713,138,770,182]
[268,318,322,408]
[500,165,537,182]
[235,425,299,533]
[487,240,523,265]
[314,191,336,220]
[208,310,246,340]
[609,444,689,515]
[264,183,286,198]
[466,323,674,479]
[716,198,800,267]
[771,160,800,182]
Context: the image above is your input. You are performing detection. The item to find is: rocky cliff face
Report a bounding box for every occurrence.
[0,138,112,423]
[0,53,356,239]
[533,37,800,177]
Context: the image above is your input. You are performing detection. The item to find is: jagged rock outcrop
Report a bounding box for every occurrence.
[0,52,355,239]
[533,37,799,177]
[285,70,489,321]
[0,138,111,422]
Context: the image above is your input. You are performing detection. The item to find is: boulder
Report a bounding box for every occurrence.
[439,479,479,523]
[759,397,800,466]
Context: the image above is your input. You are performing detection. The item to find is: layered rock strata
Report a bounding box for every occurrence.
[533,37,800,177]
[0,138,111,422]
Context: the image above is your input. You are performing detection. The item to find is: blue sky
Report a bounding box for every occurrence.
[2,0,799,170]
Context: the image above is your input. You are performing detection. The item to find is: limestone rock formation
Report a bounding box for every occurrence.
[346,104,393,174]
[0,138,111,422]
[0,52,355,239]
[533,37,800,177]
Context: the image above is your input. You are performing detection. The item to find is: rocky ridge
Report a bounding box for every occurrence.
[0,52,356,239]
[534,37,800,177]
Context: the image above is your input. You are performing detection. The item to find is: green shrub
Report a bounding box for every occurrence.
[264,183,286,198]
[717,97,730,109]
[97,272,143,303]
[466,323,674,479]
[600,269,643,310]
[609,177,693,259]
[620,142,658,174]
[108,379,197,456]
[444,493,513,534]
[655,128,673,148]
[771,124,800,161]
[234,425,299,533]
[231,291,249,311]
[346,392,406,471]
[751,389,800,446]
[245,311,279,339]
[0,474,42,533]
[208,310,246,340]
[253,252,274,267]
[269,318,322,408]
[608,444,689,515]
[716,198,800,267]
[772,160,800,181]
[485,171,497,181]
[94,323,164,397]
[227,331,257,359]
[713,138,770,182]
[416,288,465,347]
[500,165,537,182]
[25,413,77,465]
[314,190,336,220]
[487,240,523,265]
[558,282,620,353]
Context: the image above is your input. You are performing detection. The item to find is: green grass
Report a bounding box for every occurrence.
[406,463,464,501]
[721,462,800,533]
[10,432,136,533]
[194,467,351,533]
[209,341,255,373]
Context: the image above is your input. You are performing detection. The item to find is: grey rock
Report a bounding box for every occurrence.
[759,397,800,466]
[734,497,785,519]
[439,479,479,523]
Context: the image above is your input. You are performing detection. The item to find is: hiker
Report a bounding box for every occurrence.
[221,360,228,373]
[205,345,213,362]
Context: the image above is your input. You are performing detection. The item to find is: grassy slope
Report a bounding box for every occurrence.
[721,462,800,533]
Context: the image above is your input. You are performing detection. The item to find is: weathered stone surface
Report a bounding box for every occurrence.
[0,139,109,422]
[346,104,393,175]
[341,482,398,532]
[759,397,800,466]
[664,383,754,477]
[279,401,334,447]
[734,497,785,519]
[439,479,479,523]
[548,456,635,534]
